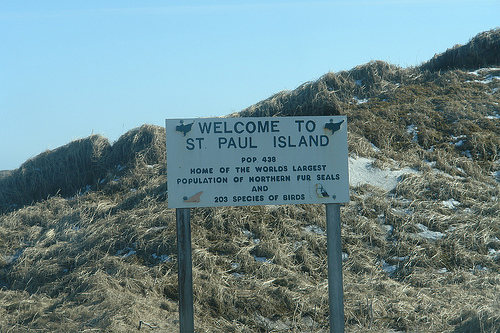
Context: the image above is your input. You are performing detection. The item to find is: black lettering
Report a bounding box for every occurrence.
[186,138,195,150]
[271,121,279,132]
[190,167,213,174]
[295,120,304,132]
[198,122,212,133]
[234,121,245,134]
[246,121,256,133]
[227,137,237,148]
[252,185,269,192]
[218,137,227,148]
[283,194,306,201]
[305,120,316,132]
[213,121,223,133]
[223,122,233,133]
[257,121,269,132]
[317,174,341,181]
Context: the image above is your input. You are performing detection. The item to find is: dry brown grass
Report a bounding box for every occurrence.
[1,28,500,332]
[0,134,111,212]
[421,28,500,71]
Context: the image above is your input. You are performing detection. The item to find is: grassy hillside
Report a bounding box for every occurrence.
[0,28,499,332]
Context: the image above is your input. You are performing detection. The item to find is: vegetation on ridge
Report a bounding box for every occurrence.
[0,28,499,332]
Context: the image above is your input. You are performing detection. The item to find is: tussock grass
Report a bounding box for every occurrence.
[0,135,111,212]
[0,125,167,213]
[421,28,500,71]
[1,28,500,332]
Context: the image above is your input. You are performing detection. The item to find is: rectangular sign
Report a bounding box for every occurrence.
[166,116,349,208]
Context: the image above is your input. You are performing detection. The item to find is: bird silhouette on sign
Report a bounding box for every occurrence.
[183,191,203,203]
[315,183,330,198]
[176,120,194,136]
[324,119,344,134]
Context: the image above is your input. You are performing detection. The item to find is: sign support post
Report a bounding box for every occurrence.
[176,208,194,333]
[325,203,345,333]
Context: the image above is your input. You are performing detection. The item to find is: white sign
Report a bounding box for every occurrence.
[166,116,349,208]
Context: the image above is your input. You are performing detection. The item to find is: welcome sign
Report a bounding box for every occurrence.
[166,116,349,208]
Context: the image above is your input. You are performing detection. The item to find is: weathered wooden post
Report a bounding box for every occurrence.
[176,208,194,332]
[326,203,345,333]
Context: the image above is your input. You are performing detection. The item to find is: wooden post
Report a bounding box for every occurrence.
[325,203,345,333]
[176,208,194,333]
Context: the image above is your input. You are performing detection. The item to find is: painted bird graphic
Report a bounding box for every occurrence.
[315,183,329,198]
[324,119,344,134]
[176,120,194,136]
[183,191,203,203]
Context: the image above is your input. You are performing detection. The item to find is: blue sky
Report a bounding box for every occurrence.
[1,0,499,170]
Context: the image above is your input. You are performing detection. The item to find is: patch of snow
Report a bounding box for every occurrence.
[349,156,417,191]
[255,314,289,331]
[406,124,418,142]
[231,263,240,270]
[121,250,136,258]
[462,150,472,158]
[353,96,369,105]
[3,249,24,265]
[303,225,325,236]
[292,240,308,251]
[441,199,460,209]
[476,74,500,84]
[494,164,500,181]
[485,113,500,119]
[241,229,254,238]
[117,247,136,258]
[391,208,413,217]
[241,229,261,244]
[342,252,349,261]
[468,67,500,75]
[253,255,273,264]
[472,265,488,272]
[355,79,363,86]
[78,185,92,196]
[381,224,393,236]
[451,135,467,148]
[424,160,437,168]
[436,268,448,274]
[416,224,445,241]
[380,256,408,275]
[370,143,381,152]
[152,253,170,262]
[380,259,397,274]
[488,248,500,259]
[146,226,168,233]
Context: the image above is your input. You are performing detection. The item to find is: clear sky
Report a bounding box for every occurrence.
[1,0,499,170]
